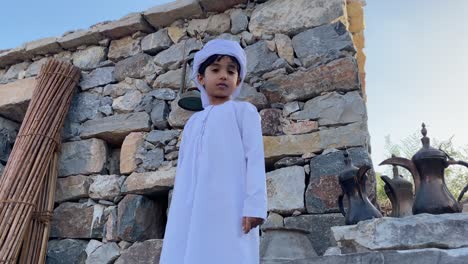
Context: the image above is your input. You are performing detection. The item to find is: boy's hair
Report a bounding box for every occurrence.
[197,54,241,76]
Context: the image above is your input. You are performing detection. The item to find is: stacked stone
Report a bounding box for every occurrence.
[0,0,371,262]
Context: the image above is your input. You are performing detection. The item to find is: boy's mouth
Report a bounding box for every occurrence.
[216,83,228,89]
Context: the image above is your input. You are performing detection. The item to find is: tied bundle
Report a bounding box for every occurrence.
[0,59,80,263]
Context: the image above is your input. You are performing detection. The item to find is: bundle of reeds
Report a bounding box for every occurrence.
[0,59,80,263]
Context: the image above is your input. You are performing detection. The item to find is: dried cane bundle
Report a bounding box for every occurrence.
[0,59,80,263]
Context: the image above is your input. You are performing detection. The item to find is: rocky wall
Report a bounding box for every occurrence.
[0,0,369,262]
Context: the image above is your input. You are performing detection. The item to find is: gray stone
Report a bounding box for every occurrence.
[168,98,196,129]
[261,228,317,261]
[274,157,306,169]
[0,164,4,177]
[103,81,133,98]
[103,206,119,242]
[292,22,355,68]
[113,53,158,81]
[146,130,180,146]
[58,139,108,177]
[245,41,279,76]
[318,122,370,150]
[306,147,374,214]
[0,46,31,68]
[141,29,173,55]
[231,9,249,34]
[267,166,305,214]
[112,90,143,113]
[58,29,104,50]
[80,67,116,91]
[25,57,48,78]
[199,0,247,12]
[73,46,107,70]
[150,88,177,100]
[153,68,190,89]
[260,108,283,136]
[108,36,141,62]
[241,31,256,45]
[56,175,92,203]
[249,0,346,37]
[236,83,268,110]
[154,38,203,69]
[143,0,203,28]
[206,14,231,35]
[0,116,19,164]
[260,57,359,103]
[94,13,153,40]
[215,33,241,43]
[67,92,103,123]
[323,247,341,256]
[141,148,165,170]
[121,167,176,195]
[46,239,88,264]
[285,214,345,256]
[151,100,170,129]
[283,101,301,117]
[80,112,151,145]
[85,242,120,264]
[1,61,29,82]
[114,239,163,264]
[89,175,124,200]
[135,79,151,93]
[332,213,468,253]
[25,37,63,56]
[50,202,107,239]
[261,212,284,231]
[117,194,165,242]
[291,91,367,126]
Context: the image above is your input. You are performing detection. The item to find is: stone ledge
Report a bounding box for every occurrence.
[198,0,248,12]
[58,29,104,50]
[0,77,36,122]
[93,13,154,40]
[143,0,203,28]
[24,37,63,56]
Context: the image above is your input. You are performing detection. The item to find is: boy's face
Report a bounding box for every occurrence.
[197,56,241,104]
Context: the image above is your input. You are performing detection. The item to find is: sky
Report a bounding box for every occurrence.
[1,0,468,172]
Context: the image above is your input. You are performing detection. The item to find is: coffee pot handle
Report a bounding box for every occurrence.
[446,159,468,202]
[338,194,346,217]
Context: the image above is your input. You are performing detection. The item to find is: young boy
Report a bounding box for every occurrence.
[160,39,268,264]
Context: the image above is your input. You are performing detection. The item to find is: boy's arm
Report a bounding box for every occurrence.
[240,103,268,220]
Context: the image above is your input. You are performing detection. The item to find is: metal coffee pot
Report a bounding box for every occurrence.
[338,150,382,225]
[380,156,414,217]
[380,123,468,214]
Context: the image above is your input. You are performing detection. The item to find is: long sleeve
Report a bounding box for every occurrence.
[240,103,268,220]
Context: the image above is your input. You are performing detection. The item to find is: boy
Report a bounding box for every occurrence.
[160,39,268,264]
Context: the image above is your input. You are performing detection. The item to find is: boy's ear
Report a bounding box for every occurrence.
[197,74,205,86]
[236,77,241,86]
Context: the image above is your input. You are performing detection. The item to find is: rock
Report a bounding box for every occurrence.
[245,41,279,76]
[141,29,173,55]
[0,61,29,83]
[72,46,107,70]
[198,0,247,12]
[306,147,374,214]
[80,67,116,91]
[146,130,180,146]
[0,46,30,69]
[89,175,123,200]
[120,132,146,174]
[318,122,370,150]
[215,33,241,43]
[284,214,345,256]
[85,240,103,257]
[0,164,4,177]
[241,31,256,45]
[151,100,169,129]
[141,148,165,170]
[121,167,176,195]
[332,213,468,253]
[117,194,165,242]
[206,14,231,35]
[103,207,119,242]
[114,239,163,264]
[25,37,62,56]
[249,0,346,37]
[135,79,151,93]
[112,90,143,113]
[292,22,355,68]
[235,83,268,110]
[153,68,190,89]
[85,242,120,264]
[50,202,107,239]
[94,13,153,40]
[323,247,341,256]
[231,9,249,34]
[55,175,92,203]
[58,139,107,177]
[167,26,186,43]
[291,91,366,126]
[168,99,196,128]
[113,53,158,81]
[154,38,203,69]
[108,36,141,62]
[261,212,284,231]
[283,120,319,135]
[275,34,294,65]
[46,239,88,264]
[67,92,103,123]
[0,116,19,163]
[260,57,359,103]
[25,57,48,78]
[267,166,305,214]
[283,102,301,117]
[260,108,283,136]
[58,29,104,50]
[80,112,151,145]
[143,0,203,28]
[263,133,321,161]
[274,157,306,169]
[262,68,287,80]
[103,81,133,98]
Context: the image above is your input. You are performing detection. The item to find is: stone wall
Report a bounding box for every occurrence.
[0,0,370,262]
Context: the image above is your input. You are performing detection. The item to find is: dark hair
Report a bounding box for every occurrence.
[197,54,241,76]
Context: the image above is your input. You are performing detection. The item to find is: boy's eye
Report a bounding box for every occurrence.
[228,71,235,75]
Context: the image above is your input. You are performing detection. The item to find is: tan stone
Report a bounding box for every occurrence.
[347,2,365,33]
[263,133,321,161]
[55,175,92,203]
[143,0,203,28]
[352,31,365,50]
[283,120,319,135]
[94,13,153,40]
[25,37,62,56]
[275,34,294,65]
[0,77,36,122]
[198,0,248,12]
[121,167,176,195]
[168,99,195,129]
[108,36,142,62]
[120,132,146,175]
[167,26,186,43]
[0,46,31,68]
[357,49,366,74]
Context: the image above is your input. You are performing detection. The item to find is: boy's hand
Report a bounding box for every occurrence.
[242,216,264,234]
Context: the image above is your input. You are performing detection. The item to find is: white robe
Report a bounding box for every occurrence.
[160,100,268,264]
